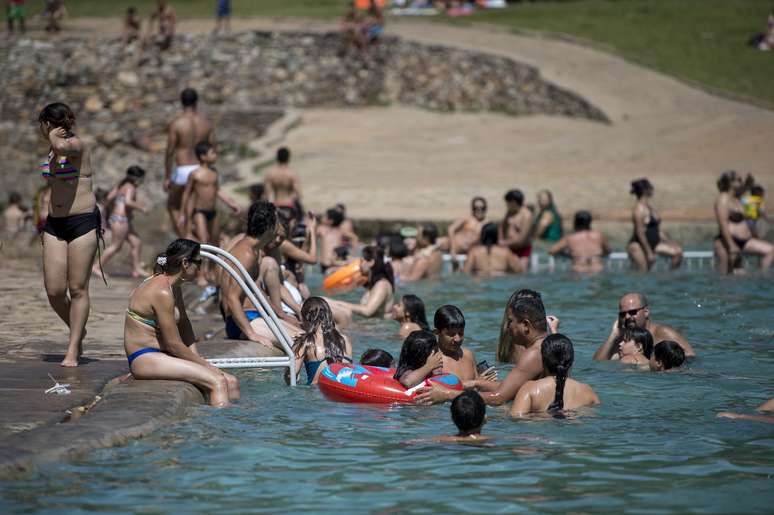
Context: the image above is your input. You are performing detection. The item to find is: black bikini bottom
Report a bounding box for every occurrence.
[44,207,102,243]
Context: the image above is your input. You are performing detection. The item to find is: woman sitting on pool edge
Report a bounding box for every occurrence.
[391,294,430,338]
[289,297,352,385]
[394,330,444,388]
[124,239,239,408]
[510,334,599,416]
[327,245,395,319]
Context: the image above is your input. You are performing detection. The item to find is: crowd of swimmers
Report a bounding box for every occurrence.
[1,90,770,439]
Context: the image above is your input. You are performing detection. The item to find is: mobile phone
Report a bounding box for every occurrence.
[476,360,491,374]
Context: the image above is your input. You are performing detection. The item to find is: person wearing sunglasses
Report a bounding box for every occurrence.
[124,238,239,408]
[447,196,488,268]
[593,292,695,361]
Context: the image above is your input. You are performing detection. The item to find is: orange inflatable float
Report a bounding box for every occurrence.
[322,260,364,291]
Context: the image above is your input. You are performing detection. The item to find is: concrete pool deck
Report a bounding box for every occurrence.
[0,259,283,478]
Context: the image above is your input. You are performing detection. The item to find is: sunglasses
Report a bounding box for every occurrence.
[619,305,646,318]
[472,206,487,212]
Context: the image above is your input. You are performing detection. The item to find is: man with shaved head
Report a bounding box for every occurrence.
[594,292,695,360]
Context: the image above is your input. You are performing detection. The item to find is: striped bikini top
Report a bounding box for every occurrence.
[40,151,80,181]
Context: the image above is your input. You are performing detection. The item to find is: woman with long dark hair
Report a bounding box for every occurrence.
[393,330,443,388]
[626,178,683,271]
[38,102,102,367]
[391,294,430,338]
[125,239,239,407]
[463,222,524,276]
[327,245,395,318]
[289,297,352,385]
[510,334,599,416]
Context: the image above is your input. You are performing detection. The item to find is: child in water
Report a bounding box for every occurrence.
[360,348,394,368]
[649,340,685,371]
[438,390,491,443]
[393,330,443,388]
[613,327,653,366]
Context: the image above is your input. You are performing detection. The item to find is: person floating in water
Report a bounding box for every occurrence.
[594,292,695,360]
[448,196,488,265]
[549,211,611,274]
[511,334,600,416]
[499,189,534,269]
[463,222,524,276]
[438,390,491,443]
[627,178,683,271]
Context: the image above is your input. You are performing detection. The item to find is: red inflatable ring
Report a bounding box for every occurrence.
[318,363,463,404]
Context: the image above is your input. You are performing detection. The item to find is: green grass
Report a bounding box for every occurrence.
[5,0,773,106]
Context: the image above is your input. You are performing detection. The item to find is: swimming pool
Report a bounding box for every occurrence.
[2,270,773,513]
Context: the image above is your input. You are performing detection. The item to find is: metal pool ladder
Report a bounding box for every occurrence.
[199,244,297,386]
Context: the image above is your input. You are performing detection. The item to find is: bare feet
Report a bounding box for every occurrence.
[131,268,150,279]
[60,329,86,367]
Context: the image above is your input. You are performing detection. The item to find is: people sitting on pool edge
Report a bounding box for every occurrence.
[394,330,444,388]
[649,340,685,372]
[511,334,600,416]
[549,210,611,274]
[463,222,524,276]
[401,223,444,282]
[611,327,653,366]
[434,305,497,383]
[360,348,394,368]
[288,297,352,385]
[125,239,239,408]
[438,390,490,443]
[416,294,549,406]
[391,294,430,338]
[532,190,563,244]
[326,245,395,318]
[496,289,559,365]
[447,196,488,264]
[594,292,695,360]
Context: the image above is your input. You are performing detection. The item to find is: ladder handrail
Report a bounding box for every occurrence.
[200,245,297,386]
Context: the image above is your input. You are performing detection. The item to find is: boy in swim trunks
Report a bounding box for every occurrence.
[181,141,240,285]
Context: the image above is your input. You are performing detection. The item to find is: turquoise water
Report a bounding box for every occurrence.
[2,271,774,513]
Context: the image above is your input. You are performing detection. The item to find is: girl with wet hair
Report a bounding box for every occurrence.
[394,330,444,388]
[124,239,240,407]
[93,166,149,280]
[326,245,395,318]
[391,294,430,338]
[627,177,683,271]
[290,297,352,385]
[37,102,101,367]
[614,327,653,366]
[510,334,599,416]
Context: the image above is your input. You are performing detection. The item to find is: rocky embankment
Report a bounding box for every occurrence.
[0,31,607,204]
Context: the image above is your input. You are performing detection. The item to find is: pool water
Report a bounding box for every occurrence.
[2,270,773,513]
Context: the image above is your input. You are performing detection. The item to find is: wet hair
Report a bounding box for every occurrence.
[402,294,430,330]
[249,183,265,201]
[246,201,277,238]
[504,189,524,205]
[8,192,22,205]
[292,297,348,364]
[326,208,344,227]
[574,210,592,231]
[276,147,290,164]
[389,237,409,260]
[434,305,465,333]
[180,88,198,107]
[362,245,395,290]
[716,170,737,192]
[195,141,214,161]
[654,340,685,370]
[541,333,574,412]
[630,178,653,198]
[360,348,394,368]
[751,184,765,196]
[421,223,438,245]
[393,330,438,381]
[509,296,548,333]
[496,289,546,363]
[154,238,200,275]
[451,390,486,434]
[39,102,75,132]
[621,327,654,358]
[480,222,499,249]
[471,196,487,209]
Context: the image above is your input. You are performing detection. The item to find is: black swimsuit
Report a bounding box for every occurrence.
[716,211,750,250]
[630,207,660,249]
[44,206,102,243]
[193,209,216,222]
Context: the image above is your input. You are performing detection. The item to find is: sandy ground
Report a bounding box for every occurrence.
[42,16,774,223]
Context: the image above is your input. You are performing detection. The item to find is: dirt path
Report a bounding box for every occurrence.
[43,17,774,221]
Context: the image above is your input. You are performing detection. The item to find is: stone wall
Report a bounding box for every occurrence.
[0,31,608,204]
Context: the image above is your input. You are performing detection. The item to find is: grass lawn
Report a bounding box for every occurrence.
[4,0,773,106]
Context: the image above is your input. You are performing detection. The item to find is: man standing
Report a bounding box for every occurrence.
[499,189,534,268]
[165,88,215,236]
[593,292,695,360]
[264,147,303,220]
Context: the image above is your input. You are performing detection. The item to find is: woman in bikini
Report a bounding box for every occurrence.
[38,103,102,367]
[125,239,239,407]
[94,166,149,280]
[714,170,774,273]
[627,178,683,271]
[289,297,352,385]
